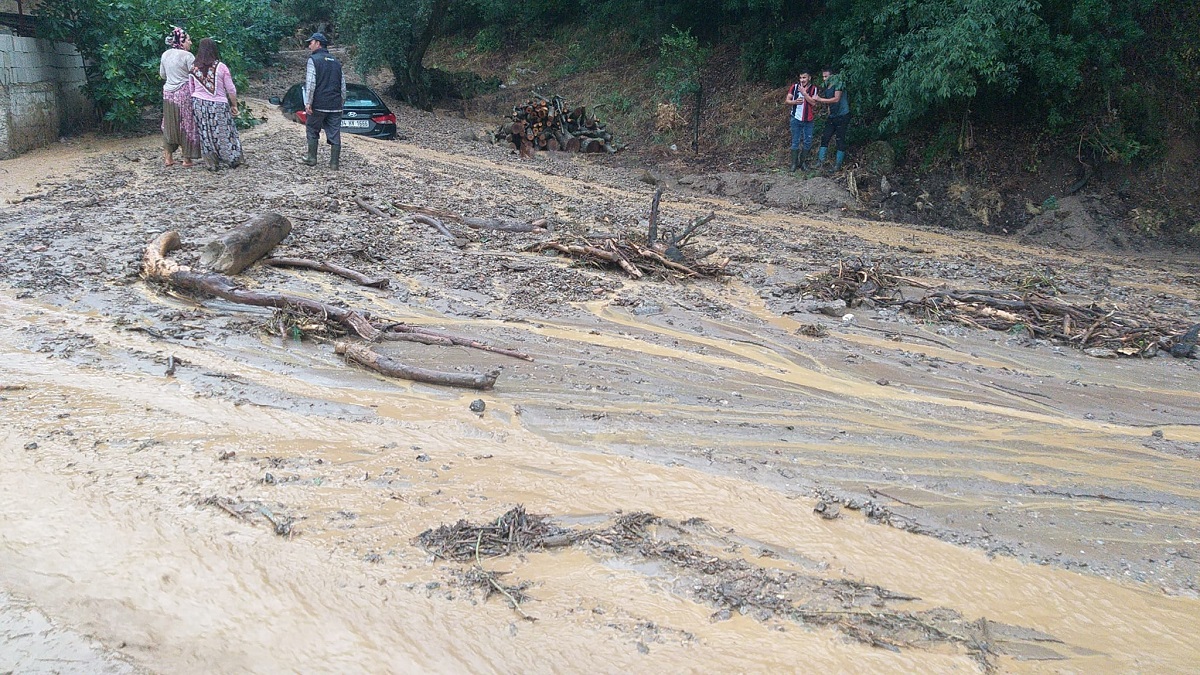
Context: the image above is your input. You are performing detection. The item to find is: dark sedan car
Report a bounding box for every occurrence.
[270,82,398,140]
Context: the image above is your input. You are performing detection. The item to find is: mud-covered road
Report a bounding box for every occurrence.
[1,85,1199,672]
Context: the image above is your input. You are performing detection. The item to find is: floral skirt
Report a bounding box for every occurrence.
[162,87,199,158]
[192,98,243,166]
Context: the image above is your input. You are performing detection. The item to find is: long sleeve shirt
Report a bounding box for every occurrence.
[190,62,236,103]
[304,52,347,112]
[159,48,195,93]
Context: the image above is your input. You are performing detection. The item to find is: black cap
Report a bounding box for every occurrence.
[307,32,327,45]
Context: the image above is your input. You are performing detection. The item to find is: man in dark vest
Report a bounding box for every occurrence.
[300,32,346,170]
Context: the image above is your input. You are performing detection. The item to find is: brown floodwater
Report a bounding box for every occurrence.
[1,282,1198,673]
[2,117,1199,672]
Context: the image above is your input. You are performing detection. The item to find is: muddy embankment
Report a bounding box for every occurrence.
[1,84,1199,672]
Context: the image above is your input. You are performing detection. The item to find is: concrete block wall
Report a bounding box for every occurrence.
[0,29,93,158]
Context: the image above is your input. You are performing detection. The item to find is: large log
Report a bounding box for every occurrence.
[200,213,292,275]
[335,341,500,390]
[143,231,380,341]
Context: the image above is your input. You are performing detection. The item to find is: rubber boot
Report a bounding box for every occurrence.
[816,146,827,169]
[301,138,318,166]
[799,148,811,171]
[834,150,845,172]
[789,149,799,173]
[329,144,340,171]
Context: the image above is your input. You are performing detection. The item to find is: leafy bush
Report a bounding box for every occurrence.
[39,0,291,129]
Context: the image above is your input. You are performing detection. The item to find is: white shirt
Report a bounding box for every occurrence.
[160,48,195,93]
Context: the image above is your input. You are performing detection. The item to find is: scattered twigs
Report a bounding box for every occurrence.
[265,257,389,288]
[417,505,574,561]
[336,341,500,390]
[142,231,381,341]
[204,496,249,521]
[354,196,390,219]
[381,323,534,361]
[527,191,727,280]
[474,532,537,621]
[804,259,1191,357]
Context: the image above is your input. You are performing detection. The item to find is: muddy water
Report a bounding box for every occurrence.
[2,285,1199,673]
[3,109,1200,671]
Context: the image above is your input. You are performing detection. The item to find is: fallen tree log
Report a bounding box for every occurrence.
[336,341,500,390]
[264,257,389,288]
[200,213,292,275]
[143,231,381,341]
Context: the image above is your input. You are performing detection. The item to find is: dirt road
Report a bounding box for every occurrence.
[1,92,1198,672]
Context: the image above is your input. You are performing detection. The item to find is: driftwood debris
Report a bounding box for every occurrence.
[143,231,530,387]
[527,188,728,280]
[335,341,500,390]
[200,213,292,275]
[412,214,465,247]
[494,94,618,156]
[381,323,533,361]
[804,259,1195,358]
[264,257,390,288]
[144,231,381,341]
[354,196,390,219]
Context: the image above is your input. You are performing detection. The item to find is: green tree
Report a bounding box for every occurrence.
[336,0,452,110]
[657,26,710,153]
[39,0,290,129]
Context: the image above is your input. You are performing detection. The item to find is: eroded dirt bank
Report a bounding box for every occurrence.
[1,92,1198,672]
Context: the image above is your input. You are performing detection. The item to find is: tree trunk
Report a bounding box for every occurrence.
[389,0,451,111]
[199,213,292,275]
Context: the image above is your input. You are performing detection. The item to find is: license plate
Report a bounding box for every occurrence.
[341,119,369,128]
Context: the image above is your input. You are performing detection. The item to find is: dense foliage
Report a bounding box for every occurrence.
[335,0,450,110]
[36,0,1198,157]
[39,0,291,128]
[457,0,1197,155]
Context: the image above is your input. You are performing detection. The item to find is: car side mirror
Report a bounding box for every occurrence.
[269,96,281,105]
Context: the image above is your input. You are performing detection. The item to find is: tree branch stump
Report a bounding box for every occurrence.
[200,213,292,275]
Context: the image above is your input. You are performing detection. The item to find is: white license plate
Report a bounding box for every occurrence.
[341,119,369,128]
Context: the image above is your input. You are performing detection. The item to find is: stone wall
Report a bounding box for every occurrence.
[0,28,92,158]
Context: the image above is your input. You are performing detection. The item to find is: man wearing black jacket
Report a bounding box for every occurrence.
[300,32,347,170]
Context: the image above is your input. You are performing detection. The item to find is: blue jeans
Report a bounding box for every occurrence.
[790,118,813,151]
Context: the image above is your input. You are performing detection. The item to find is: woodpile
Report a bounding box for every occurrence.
[495,94,618,157]
[527,189,728,280]
[803,259,1196,358]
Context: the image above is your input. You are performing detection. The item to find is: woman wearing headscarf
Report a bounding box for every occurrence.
[190,37,243,170]
[159,26,198,168]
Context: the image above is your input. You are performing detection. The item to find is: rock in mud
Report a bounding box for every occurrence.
[813,501,841,520]
[469,399,486,413]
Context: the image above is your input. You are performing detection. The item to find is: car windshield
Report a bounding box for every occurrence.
[345,87,383,108]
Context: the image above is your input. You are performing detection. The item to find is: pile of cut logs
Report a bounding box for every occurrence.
[495,94,618,157]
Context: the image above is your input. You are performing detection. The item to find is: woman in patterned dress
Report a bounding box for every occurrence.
[190,38,243,171]
[159,26,198,168]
